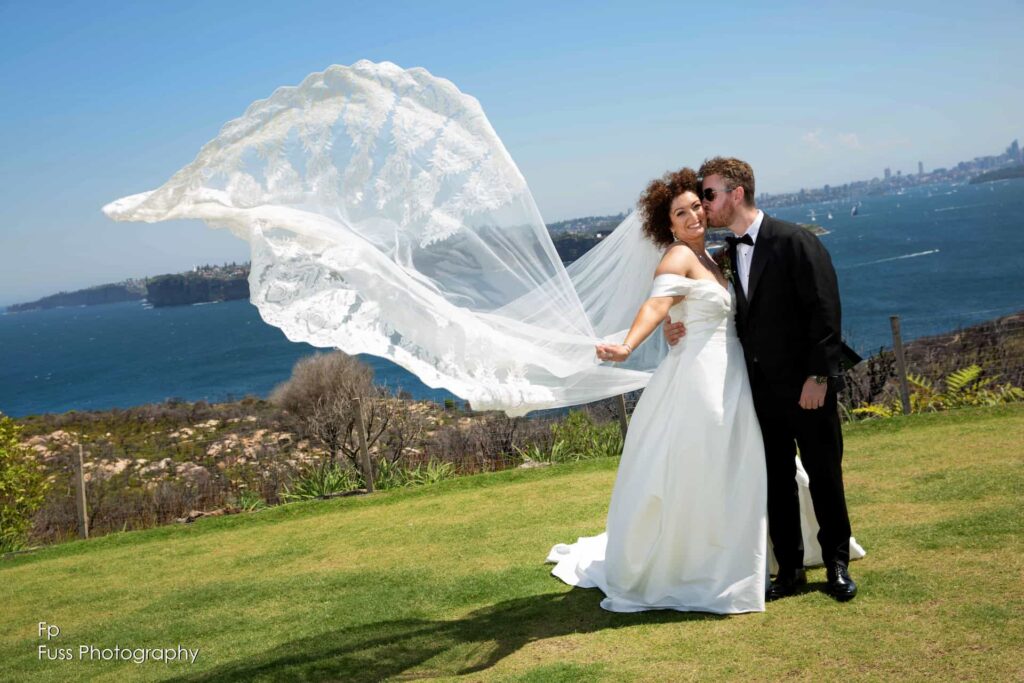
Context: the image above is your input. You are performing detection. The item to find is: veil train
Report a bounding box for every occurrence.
[104,61,662,416]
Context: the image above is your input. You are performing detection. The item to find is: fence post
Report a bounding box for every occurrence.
[75,443,89,539]
[353,397,374,492]
[616,394,629,439]
[890,315,912,415]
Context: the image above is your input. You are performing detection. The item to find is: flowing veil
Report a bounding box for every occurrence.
[103,61,668,415]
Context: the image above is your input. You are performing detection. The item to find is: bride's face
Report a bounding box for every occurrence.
[669,191,706,242]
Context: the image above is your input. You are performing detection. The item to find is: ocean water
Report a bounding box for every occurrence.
[771,178,1024,352]
[2,179,1022,417]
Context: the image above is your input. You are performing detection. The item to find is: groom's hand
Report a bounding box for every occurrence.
[799,377,828,410]
[663,318,686,346]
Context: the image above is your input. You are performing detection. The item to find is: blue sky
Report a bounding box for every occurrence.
[1,0,1021,306]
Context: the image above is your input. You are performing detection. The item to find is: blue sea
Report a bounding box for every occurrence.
[3,179,1023,418]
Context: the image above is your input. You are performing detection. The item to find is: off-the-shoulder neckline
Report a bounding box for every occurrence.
[652,273,730,297]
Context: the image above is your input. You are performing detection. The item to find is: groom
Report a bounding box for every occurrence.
[665,157,857,602]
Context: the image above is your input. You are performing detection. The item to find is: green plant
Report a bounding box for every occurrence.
[514,440,570,464]
[404,459,457,486]
[281,461,357,501]
[234,489,268,512]
[514,443,548,464]
[550,411,623,461]
[851,403,897,419]
[0,414,49,552]
[372,457,408,491]
[853,364,1024,419]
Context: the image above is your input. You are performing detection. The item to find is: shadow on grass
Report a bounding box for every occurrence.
[169,588,725,682]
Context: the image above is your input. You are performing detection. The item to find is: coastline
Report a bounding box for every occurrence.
[5,223,831,314]
[9,308,1021,421]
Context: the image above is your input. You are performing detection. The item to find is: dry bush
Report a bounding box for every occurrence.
[270,352,432,481]
[841,350,896,412]
[270,352,375,415]
[422,413,556,473]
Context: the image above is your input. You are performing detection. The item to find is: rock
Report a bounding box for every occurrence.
[140,458,173,477]
[518,460,551,470]
[175,462,210,485]
[176,508,228,524]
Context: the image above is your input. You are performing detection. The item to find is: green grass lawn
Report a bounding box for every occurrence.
[2,405,1022,682]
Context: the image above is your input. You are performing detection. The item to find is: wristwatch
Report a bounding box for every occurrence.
[812,375,829,385]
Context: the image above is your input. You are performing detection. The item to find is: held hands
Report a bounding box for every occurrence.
[799,377,828,410]
[663,317,686,346]
[596,343,631,363]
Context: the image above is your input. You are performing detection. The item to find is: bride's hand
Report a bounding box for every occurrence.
[596,344,631,363]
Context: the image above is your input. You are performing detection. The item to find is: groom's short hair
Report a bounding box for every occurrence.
[699,157,756,207]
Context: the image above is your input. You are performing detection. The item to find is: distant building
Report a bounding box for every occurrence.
[918,161,924,175]
[884,167,892,180]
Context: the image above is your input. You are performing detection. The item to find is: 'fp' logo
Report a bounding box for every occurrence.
[38,623,60,640]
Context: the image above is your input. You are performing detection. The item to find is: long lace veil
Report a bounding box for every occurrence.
[103,61,669,416]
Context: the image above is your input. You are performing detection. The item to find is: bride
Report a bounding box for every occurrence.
[102,61,861,612]
[549,168,768,613]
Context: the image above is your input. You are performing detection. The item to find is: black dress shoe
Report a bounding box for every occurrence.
[766,567,807,601]
[825,562,857,601]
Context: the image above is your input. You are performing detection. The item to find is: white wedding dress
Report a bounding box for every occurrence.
[548,275,769,614]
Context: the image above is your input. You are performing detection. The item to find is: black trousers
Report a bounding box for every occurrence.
[750,367,852,570]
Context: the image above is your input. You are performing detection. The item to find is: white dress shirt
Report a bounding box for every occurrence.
[736,210,764,295]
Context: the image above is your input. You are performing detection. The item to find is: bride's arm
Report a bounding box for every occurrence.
[596,246,693,362]
[596,296,679,362]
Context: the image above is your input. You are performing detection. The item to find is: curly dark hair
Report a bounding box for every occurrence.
[637,167,701,247]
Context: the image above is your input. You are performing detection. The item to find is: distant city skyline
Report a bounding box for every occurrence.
[758,137,1022,208]
[2,1,1022,306]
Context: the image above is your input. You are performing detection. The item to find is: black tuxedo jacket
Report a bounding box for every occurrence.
[729,214,846,399]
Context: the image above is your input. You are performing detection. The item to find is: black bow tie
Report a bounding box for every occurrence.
[726,234,754,248]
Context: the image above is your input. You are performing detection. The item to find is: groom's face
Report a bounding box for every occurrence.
[701,174,735,229]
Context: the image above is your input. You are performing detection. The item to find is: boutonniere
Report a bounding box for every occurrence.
[712,248,733,282]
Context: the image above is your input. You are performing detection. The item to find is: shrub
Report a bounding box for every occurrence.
[853,364,1024,419]
[280,462,358,501]
[0,414,50,552]
[551,411,623,461]
[371,457,408,490]
[270,352,428,485]
[515,441,569,464]
[365,457,457,491]
[270,352,375,417]
[404,459,457,486]
[233,489,268,512]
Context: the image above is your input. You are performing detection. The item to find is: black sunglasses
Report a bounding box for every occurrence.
[701,187,734,202]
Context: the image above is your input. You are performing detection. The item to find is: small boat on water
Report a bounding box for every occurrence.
[850,205,859,217]
[827,212,833,220]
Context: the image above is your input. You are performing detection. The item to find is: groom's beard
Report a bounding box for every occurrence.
[707,202,735,229]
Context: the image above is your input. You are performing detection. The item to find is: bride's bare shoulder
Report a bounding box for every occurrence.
[654,243,697,277]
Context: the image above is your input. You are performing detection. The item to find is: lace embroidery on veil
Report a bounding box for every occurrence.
[104,61,666,415]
